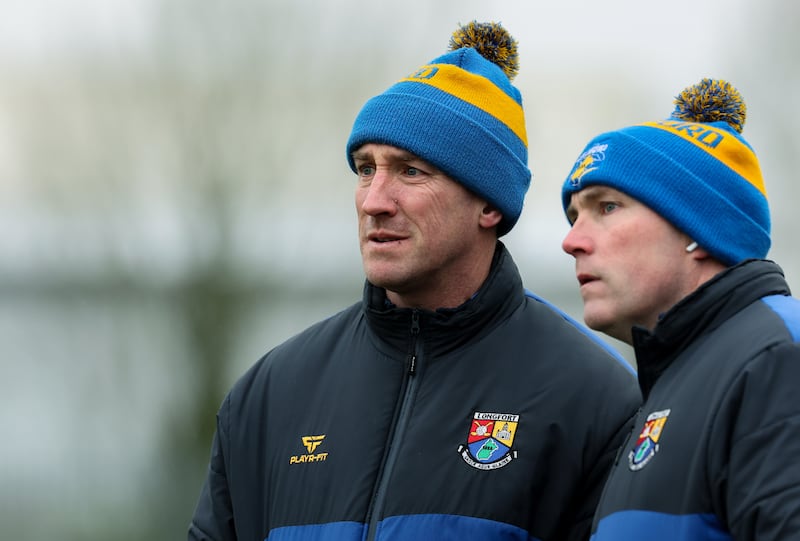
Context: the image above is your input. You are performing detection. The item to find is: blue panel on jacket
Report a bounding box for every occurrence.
[266,521,363,540]
[592,510,731,541]
[265,514,539,541]
[525,289,636,376]
[762,294,800,342]
[378,513,538,541]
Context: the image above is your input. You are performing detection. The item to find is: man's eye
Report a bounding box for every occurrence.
[359,165,375,176]
[405,167,420,177]
[602,202,618,213]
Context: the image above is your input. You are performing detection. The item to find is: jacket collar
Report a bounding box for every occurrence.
[633,259,790,397]
[362,241,524,356]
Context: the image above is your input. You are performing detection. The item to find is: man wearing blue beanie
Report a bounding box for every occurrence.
[562,78,800,540]
[189,21,640,541]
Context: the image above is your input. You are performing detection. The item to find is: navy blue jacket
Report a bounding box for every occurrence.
[590,259,800,540]
[189,243,640,541]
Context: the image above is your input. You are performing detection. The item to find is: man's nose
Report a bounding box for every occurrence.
[561,220,591,256]
[360,171,398,216]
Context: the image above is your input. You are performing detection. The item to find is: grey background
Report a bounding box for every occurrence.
[1,1,797,539]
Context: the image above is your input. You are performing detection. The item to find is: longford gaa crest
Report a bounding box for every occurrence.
[458,412,519,470]
[628,409,670,471]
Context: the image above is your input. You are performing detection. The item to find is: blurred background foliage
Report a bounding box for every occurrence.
[1,0,797,539]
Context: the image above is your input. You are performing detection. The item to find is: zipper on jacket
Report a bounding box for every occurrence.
[406,310,420,375]
[614,407,641,466]
[365,309,423,541]
[591,408,642,533]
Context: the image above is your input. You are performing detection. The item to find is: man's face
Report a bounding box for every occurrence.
[562,185,696,343]
[353,143,491,308]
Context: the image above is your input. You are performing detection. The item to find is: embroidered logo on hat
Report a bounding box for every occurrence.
[569,143,607,186]
[458,411,519,470]
[629,409,670,471]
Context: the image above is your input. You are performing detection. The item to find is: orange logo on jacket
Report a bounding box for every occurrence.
[290,434,328,465]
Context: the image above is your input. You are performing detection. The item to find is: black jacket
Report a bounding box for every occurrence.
[590,259,800,540]
[189,243,640,541]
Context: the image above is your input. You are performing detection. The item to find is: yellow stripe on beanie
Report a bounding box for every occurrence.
[402,63,528,147]
[642,120,766,198]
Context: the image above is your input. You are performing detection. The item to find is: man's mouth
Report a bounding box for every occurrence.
[368,231,405,243]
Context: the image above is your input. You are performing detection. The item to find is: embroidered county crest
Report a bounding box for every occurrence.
[458,412,519,470]
[569,143,608,186]
[628,408,670,471]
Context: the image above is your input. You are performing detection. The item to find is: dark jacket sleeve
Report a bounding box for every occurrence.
[547,344,640,541]
[188,397,236,541]
[563,409,637,541]
[720,342,800,540]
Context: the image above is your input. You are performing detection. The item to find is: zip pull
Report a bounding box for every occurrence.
[407,310,420,375]
[410,310,420,335]
[407,354,417,375]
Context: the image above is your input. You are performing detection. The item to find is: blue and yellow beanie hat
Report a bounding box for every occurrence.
[562,78,770,266]
[346,21,530,236]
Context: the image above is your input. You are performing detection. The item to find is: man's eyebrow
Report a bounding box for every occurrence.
[351,150,371,162]
[565,186,607,222]
[351,150,421,164]
[575,186,607,206]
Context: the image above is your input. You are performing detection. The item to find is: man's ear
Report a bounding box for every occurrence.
[479,205,503,229]
[689,246,714,261]
[686,241,711,260]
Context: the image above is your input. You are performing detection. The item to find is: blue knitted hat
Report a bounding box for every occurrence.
[562,78,770,266]
[346,21,531,236]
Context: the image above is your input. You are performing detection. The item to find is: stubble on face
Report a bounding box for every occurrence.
[564,186,698,344]
[354,144,494,309]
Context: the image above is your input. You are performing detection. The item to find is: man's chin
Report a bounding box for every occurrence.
[582,308,614,334]
[363,269,405,291]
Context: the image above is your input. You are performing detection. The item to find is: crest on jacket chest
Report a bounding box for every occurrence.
[458,411,519,470]
[628,409,670,471]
